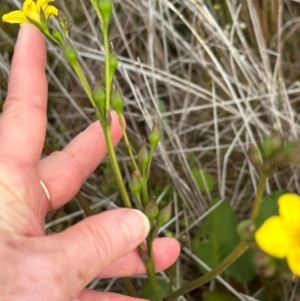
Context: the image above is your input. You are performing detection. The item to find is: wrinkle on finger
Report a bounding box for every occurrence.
[98,237,180,278]
[39,113,122,210]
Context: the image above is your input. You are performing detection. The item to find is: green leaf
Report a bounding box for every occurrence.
[158,99,167,115]
[192,168,214,193]
[192,199,256,283]
[202,291,240,301]
[139,278,169,301]
[225,248,256,283]
[255,190,286,228]
[192,199,238,270]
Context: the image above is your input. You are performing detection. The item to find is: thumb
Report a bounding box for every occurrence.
[49,208,150,296]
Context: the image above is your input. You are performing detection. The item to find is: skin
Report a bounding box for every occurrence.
[0,24,180,301]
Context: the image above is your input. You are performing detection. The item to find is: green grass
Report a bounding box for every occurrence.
[1,0,300,300]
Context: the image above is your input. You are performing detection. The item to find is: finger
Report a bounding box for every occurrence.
[48,208,150,294]
[99,237,180,278]
[77,289,148,301]
[38,111,122,211]
[0,24,47,166]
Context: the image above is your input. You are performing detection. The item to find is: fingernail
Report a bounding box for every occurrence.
[121,210,150,243]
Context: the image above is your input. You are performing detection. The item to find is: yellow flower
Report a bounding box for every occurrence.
[2,0,58,25]
[255,193,300,276]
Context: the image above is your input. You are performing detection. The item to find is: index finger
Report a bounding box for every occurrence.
[0,24,47,166]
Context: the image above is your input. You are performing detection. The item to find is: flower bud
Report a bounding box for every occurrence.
[149,120,161,152]
[283,140,300,164]
[97,0,113,28]
[247,144,262,168]
[262,131,283,158]
[64,40,78,66]
[92,84,106,118]
[144,197,159,225]
[254,251,277,278]
[138,142,149,174]
[157,201,173,228]
[111,86,124,114]
[237,219,256,241]
[129,171,142,199]
[272,150,286,167]
[260,160,276,174]
[51,30,64,45]
[58,12,72,35]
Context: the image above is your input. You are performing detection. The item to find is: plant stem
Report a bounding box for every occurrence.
[94,6,159,298]
[75,192,94,216]
[43,29,60,45]
[122,277,138,297]
[102,123,132,208]
[141,147,156,207]
[99,23,132,208]
[102,30,111,115]
[250,173,267,220]
[117,113,140,173]
[89,0,103,24]
[164,241,248,301]
[141,178,149,207]
[139,243,163,301]
[147,261,162,301]
[72,61,96,108]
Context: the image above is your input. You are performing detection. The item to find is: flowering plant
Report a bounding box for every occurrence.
[2,0,58,25]
[255,193,300,276]
[2,0,300,300]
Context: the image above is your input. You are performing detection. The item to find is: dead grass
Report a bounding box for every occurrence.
[1,0,300,300]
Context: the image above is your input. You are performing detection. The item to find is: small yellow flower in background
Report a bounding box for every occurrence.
[255,193,300,276]
[2,0,58,25]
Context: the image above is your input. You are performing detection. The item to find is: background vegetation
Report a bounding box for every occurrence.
[1,0,300,300]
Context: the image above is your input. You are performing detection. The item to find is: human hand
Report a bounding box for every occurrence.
[0,24,180,301]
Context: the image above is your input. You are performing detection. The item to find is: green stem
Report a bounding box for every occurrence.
[44,28,95,109]
[250,173,267,220]
[90,0,104,24]
[122,277,138,297]
[167,263,176,295]
[147,228,155,271]
[141,178,149,207]
[43,29,60,45]
[75,192,94,216]
[103,30,111,115]
[140,243,163,301]
[72,61,96,108]
[99,22,131,208]
[103,123,132,208]
[117,113,140,173]
[147,260,162,301]
[164,241,248,301]
[141,148,155,207]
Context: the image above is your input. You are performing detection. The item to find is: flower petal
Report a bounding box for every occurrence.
[2,11,28,24]
[287,248,300,276]
[255,216,290,258]
[37,0,55,12]
[23,0,40,23]
[23,0,36,12]
[44,5,58,18]
[278,193,300,226]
